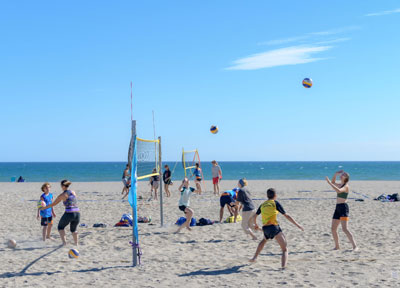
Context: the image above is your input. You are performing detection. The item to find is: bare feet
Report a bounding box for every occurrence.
[249,258,257,263]
[353,246,359,251]
[333,247,340,250]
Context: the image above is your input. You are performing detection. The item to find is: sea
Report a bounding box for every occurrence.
[1,162,400,182]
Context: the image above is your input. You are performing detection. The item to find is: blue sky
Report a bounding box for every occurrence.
[0,0,399,161]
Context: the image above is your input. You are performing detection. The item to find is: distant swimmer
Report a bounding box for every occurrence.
[249,188,304,269]
[326,170,358,251]
[211,160,222,195]
[193,163,202,195]
[175,178,199,233]
[219,188,239,223]
[36,183,56,241]
[40,180,80,246]
[234,178,257,240]
[163,165,172,197]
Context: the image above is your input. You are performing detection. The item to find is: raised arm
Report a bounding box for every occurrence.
[40,192,67,210]
[331,170,343,184]
[325,176,347,193]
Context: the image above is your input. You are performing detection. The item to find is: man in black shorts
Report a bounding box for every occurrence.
[249,188,304,269]
[219,188,239,223]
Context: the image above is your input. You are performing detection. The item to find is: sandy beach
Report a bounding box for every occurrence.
[1,180,400,287]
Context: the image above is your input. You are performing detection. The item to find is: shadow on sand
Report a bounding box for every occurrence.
[178,264,247,277]
[0,245,64,279]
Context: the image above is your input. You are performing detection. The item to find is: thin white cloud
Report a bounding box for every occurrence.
[314,37,351,45]
[226,45,332,71]
[260,35,309,46]
[260,26,359,46]
[309,26,360,36]
[365,8,400,17]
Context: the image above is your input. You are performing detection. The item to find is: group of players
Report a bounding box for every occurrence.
[175,169,357,269]
[36,163,357,269]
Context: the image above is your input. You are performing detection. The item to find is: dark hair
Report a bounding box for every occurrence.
[267,188,276,199]
[61,179,71,188]
[195,163,199,167]
[164,165,169,168]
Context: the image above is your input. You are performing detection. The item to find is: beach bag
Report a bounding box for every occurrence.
[115,221,130,227]
[198,218,214,226]
[225,215,242,223]
[389,193,399,202]
[175,217,196,226]
[121,214,133,226]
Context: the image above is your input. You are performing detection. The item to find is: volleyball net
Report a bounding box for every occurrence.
[128,121,163,267]
[136,137,160,180]
[182,148,203,180]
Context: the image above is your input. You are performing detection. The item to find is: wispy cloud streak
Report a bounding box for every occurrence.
[226,45,332,70]
[365,8,400,17]
[260,26,359,46]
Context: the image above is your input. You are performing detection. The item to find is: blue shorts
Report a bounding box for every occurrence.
[220,195,234,208]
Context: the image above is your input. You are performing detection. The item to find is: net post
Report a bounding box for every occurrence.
[132,120,138,267]
[158,136,164,227]
[182,148,186,177]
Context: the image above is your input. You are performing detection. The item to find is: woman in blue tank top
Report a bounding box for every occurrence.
[40,179,80,246]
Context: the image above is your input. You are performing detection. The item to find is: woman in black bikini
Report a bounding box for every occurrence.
[326,170,358,251]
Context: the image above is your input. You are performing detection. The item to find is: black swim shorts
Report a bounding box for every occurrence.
[220,195,234,208]
[262,225,282,240]
[333,203,349,221]
[41,216,53,226]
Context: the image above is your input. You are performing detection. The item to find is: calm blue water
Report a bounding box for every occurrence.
[1,162,400,182]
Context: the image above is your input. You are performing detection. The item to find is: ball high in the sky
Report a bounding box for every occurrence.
[302,78,313,88]
[210,125,218,134]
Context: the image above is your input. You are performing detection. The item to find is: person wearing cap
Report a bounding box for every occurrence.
[234,178,257,240]
[219,187,239,223]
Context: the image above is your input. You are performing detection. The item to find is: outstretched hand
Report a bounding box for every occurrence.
[325,176,331,183]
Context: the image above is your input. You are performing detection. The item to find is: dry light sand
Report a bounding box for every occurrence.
[1,180,400,287]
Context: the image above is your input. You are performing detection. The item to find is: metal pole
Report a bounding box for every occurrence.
[132,120,138,267]
[182,148,186,177]
[159,136,163,227]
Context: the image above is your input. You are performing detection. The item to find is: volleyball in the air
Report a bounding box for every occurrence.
[210,125,218,134]
[302,78,313,88]
[37,200,46,209]
[68,249,80,259]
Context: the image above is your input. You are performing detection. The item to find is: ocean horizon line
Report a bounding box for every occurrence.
[2,160,400,163]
